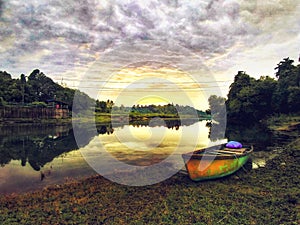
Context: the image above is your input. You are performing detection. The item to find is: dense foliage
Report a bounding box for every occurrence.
[226,58,300,123]
[0,69,93,111]
[96,100,209,118]
[208,95,226,121]
[129,104,207,118]
[0,69,208,118]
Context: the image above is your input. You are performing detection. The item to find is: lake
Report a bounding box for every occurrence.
[0,120,296,193]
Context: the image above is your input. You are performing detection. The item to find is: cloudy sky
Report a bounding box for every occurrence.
[1,0,300,109]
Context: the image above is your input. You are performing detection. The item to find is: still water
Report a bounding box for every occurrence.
[0,120,219,193]
[0,124,94,194]
[0,120,294,193]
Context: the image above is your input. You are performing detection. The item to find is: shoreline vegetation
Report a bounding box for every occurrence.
[225,58,300,124]
[0,104,211,125]
[0,69,211,125]
[0,58,299,223]
[0,112,211,125]
[1,56,299,126]
[0,118,299,224]
[263,114,300,131]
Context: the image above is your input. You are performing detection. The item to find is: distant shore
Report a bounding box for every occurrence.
[0,117,73,126]
[0,112,211,125]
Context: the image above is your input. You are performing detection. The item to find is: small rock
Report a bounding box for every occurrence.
[233,175,240,180]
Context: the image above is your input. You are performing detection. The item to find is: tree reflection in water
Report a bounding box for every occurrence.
[0,119,207,171]
[0,124,79,171]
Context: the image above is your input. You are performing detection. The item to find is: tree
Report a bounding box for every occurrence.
[227,71,254,100]
[208,95,226,121]
[226,71,255,121]
[0,97,6,106]
[275,57,295,81]
[226,57,300,123]
[0,71,13,102]
[20,74,26,104]
[273,58,299,113]
[106,100,114,113]
[296,65,300,87]
[287,86,300,112]
[27,69,57,102]
[96,100,107,113]
[226,73,277,122]
[254,76,277,116]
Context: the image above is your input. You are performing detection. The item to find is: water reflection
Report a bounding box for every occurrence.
[0,119,205,171]
[96,118,201,135]
[0,119,209,193]
[225,123,274,150]
[1,118,289,193]
[224,122,299,151]
[0,124,77,170]
[0,124,96,193]
[0,120,288,172]
[95,121,210,167]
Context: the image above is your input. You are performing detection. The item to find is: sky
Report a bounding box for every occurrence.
[1,0,300,109]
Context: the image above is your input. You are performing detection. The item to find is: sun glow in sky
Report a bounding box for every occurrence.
[95,62,210,110]
[136,96,169,106]
[1,0,300,105]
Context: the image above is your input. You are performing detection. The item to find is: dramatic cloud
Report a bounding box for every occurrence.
[0,0,3,17]
[0,0,299,96]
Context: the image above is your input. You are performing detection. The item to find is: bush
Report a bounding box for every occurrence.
[0,97,6,106]
[31,101,47,108]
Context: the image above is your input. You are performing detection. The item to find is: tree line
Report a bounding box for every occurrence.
[95,100,209,118]
[225,57,300,122]
[4,56,297,123]
[0,69,209,118]
[0,69,93,112]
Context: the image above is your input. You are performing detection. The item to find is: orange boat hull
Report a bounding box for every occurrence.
[182,145,253,181]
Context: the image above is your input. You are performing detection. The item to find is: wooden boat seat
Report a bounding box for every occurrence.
[208,148,246,155]
[223,148,246,152]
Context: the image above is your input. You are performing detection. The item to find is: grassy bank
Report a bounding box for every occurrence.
[1,112,210,125]
[0,141,299,224]
[0,115,298,224]
[263,114,300,131]
[0,117,73,126]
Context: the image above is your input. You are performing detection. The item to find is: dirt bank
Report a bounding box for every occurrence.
[0,136,299,224]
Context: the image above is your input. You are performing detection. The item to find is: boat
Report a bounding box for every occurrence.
[182,143,253,181]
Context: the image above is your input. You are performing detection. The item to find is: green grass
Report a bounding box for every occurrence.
[0,138,299,224]
[0,115,299,224]
[1,112,210,126]
[0,117,73,126]
[94,113,112,123]
[264,114,300,131]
